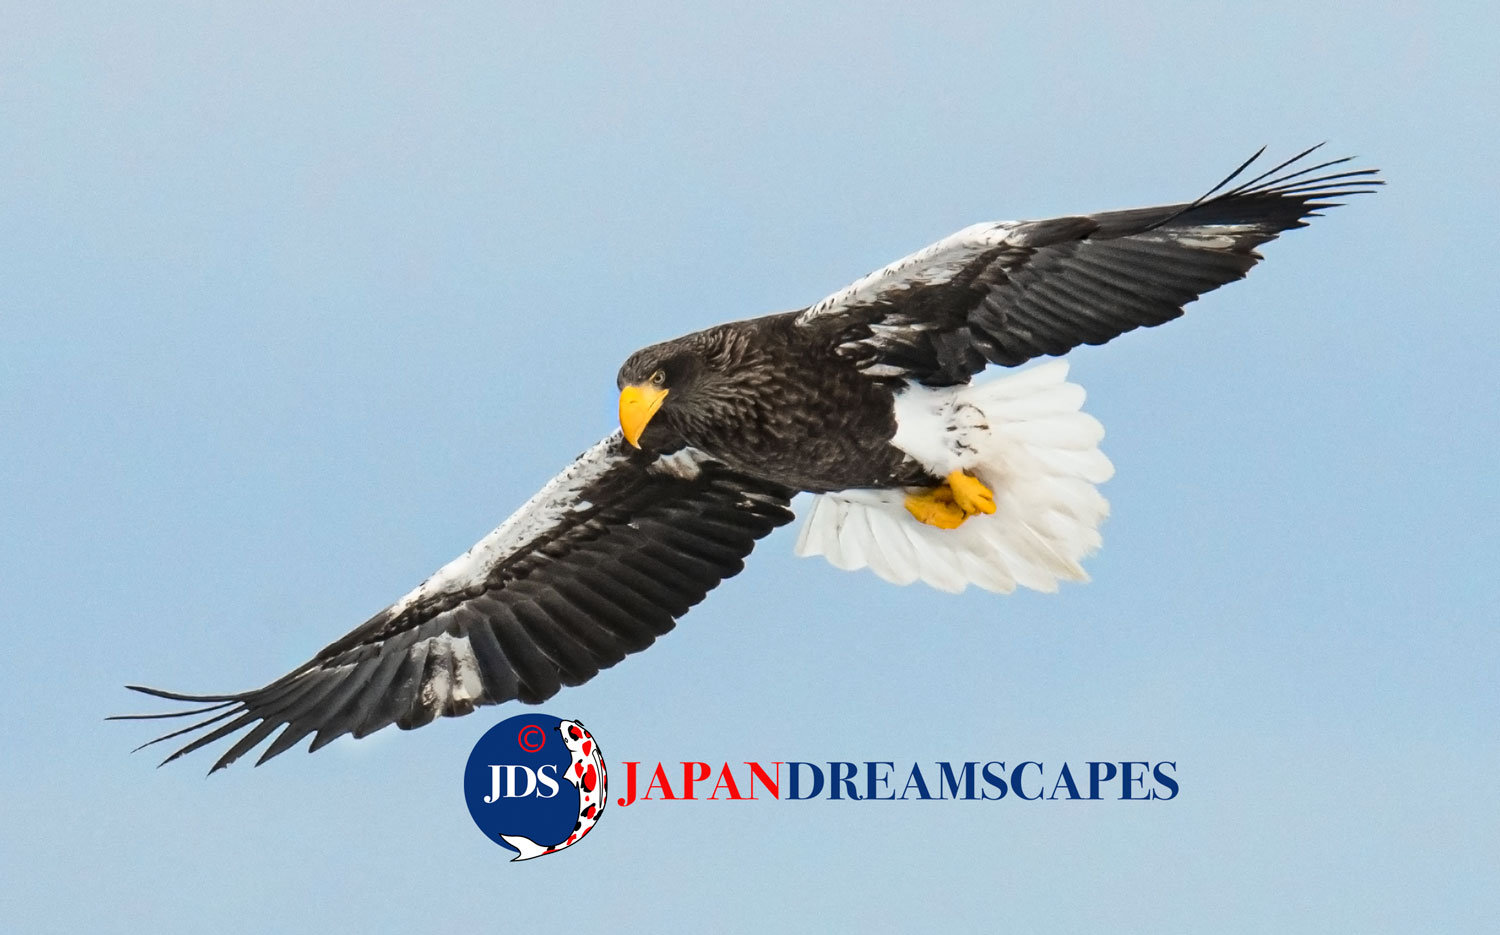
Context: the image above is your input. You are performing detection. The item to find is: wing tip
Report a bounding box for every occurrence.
[122,683,245,704]
[1140,144,1382,235]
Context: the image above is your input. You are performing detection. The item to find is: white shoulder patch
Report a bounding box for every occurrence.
[647,447,710,481]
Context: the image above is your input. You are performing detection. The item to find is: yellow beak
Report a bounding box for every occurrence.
[618,383,669,448]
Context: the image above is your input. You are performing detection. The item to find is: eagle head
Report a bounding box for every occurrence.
[615,335,712,449]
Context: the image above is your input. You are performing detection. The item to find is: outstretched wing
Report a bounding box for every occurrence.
[798,145,1382,385]
[114,435,794,772]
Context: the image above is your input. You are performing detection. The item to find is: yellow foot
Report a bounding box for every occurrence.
[904,486,967,529]
[904,471,996,529]
[946,470,996,516]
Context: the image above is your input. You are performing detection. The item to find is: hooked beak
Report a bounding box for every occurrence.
[618,383,668,448]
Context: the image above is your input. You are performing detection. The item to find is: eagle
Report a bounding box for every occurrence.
[116,146,1379,771]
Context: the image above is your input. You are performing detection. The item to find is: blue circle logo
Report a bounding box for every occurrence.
[463,714,608,861]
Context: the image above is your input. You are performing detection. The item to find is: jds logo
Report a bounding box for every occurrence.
[463,714,607,862]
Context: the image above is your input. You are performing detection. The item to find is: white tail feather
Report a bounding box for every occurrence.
[793,361,1113,594]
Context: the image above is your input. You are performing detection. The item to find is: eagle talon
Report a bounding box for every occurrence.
[904,485,967,529]
[947,470,996,516]
[905,471,995,529]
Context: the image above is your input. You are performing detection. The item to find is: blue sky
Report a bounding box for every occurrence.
[3,3,1496,932]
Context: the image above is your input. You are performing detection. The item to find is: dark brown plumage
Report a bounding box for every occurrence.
[115,146,1379,770]
[618,314,931,491]
[614,145,1380,491]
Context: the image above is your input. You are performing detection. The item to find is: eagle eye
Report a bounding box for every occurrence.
[650,369,667,387]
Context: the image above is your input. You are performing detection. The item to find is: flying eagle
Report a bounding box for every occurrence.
[117,146,1379,771]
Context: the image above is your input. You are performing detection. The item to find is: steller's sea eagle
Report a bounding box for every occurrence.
[115,146,1380,771]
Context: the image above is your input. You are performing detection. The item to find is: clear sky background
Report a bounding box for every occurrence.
[3,3,1496,932]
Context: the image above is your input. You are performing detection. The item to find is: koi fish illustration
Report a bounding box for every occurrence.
[499,719,606,861]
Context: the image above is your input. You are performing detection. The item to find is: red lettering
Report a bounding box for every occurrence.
[709,763,744,800]
[682,761,711,799]
[644,763,677,800]
[746,761,781,799]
